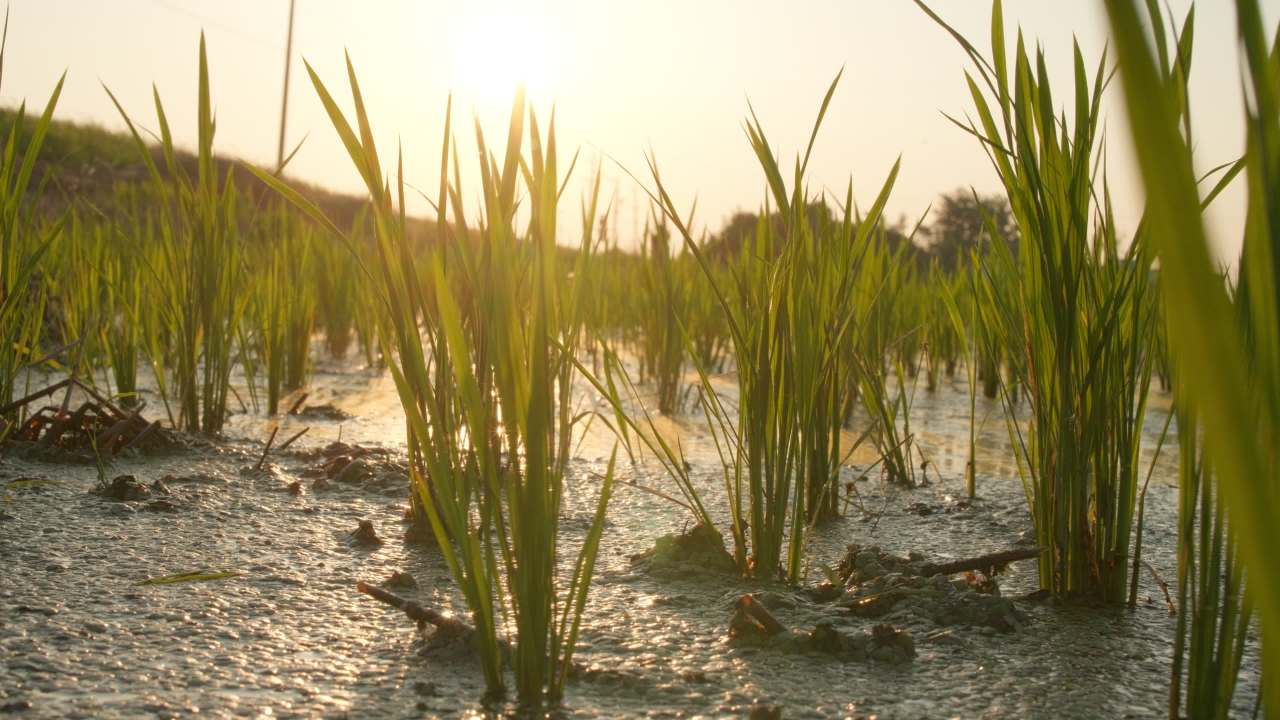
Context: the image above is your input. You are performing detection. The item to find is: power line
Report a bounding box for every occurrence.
[143,0,286,53]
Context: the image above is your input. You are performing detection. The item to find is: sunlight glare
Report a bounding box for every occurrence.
[450,7,555,113]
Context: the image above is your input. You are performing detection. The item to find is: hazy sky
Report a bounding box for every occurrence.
[6,1,1277,256]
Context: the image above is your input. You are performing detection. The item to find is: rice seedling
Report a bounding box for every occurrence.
[684,251,732,374]
[1167,407,1252,719]
[638,71,900,581]
[46,213,105,383]
[244,206,317,415]
[921,0,1161,603]
[250,56,618,705]
[1106,0,1278,712]
[281,221,316,392]
[919,264,957,392]
[938,251,979,497]
[853,231,924,488]
[251,234,288,415]
[97,220,144,407]
[637,212,686,415]
[315,223,361,359]
[104,35,248,435]
[0,15,63,433]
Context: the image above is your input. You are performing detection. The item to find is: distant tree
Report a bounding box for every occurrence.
[711,210,763,258]
[924,189,1017,272]
[707,201,921,261]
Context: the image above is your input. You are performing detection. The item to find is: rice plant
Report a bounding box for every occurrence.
[921,262,963,392]
[1167,406,1252,719]
[922,0,1160,603]
[281,220,315,392]
[105,35,247,435]
[97,218,144,407]
[637,213,686,415]
[251,57,616,705]
[938,250,980,497]
[854,231,923,488]
[0,13,63,433]
[684,251,731,374]
[251,230,289,415]
[47,213,105,384]
[315,224,361,359]
[1105,0,1277,712]
[642,71,900,580]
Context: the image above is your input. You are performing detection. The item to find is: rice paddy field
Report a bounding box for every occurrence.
[2,1,1279,718]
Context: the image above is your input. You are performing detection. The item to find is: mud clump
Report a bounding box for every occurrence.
[94,475,201,514]
[385,571,417,590]
[298,443,407,492]
[95,474,151,502]
[868,623,916,663]
[906,497,973,517]
[835,545,1026,633]
[788,621,915,664]
[729,594,787,640]
[350,519,383,547]
[836,544,927,585]
[630,523,737,576]
[295,403,352,421]
[728,594,915,664]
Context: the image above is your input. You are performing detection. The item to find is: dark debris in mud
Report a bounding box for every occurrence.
[86,468,245,517]
[1,379,179,462]
[96,474,152,502]
[833,544,1027,632]
[384,570,417,590]
[349,519,383,547]
[728,593,917,664]
[293,403,353,421]
[293,442,408,494]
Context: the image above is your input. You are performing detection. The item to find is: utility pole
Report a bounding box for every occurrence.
[275,0,297,171]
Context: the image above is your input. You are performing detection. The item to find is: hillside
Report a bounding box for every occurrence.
[3,107,427,237]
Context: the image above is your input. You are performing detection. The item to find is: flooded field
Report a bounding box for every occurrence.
[1,358,1263,718]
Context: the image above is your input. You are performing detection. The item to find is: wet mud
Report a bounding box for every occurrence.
[0,362,1265,718]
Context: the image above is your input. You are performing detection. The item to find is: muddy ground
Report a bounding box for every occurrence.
[0,357,1264,718]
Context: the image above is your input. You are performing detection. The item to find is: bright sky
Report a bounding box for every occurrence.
[6,0,1277,258]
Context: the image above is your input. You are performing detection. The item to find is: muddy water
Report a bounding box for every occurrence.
[0,358,1263,718]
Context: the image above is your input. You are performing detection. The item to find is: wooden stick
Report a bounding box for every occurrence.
[25,338,82,368]
[920,546,1046,577]
[356,582,470,632]
[227,384,249,414]
[95,412,144,455]
[72,379,129,421]
[286,392,309,416]
[255,426,280,471]
[1143,560,1177,616]
[277,426,310,452]
[0,378,73,416]
[731,594,786,637]
[121,421,161,452]
[39,401,99,448]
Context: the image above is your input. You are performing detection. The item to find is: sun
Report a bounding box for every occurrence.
[451,8,554,113]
